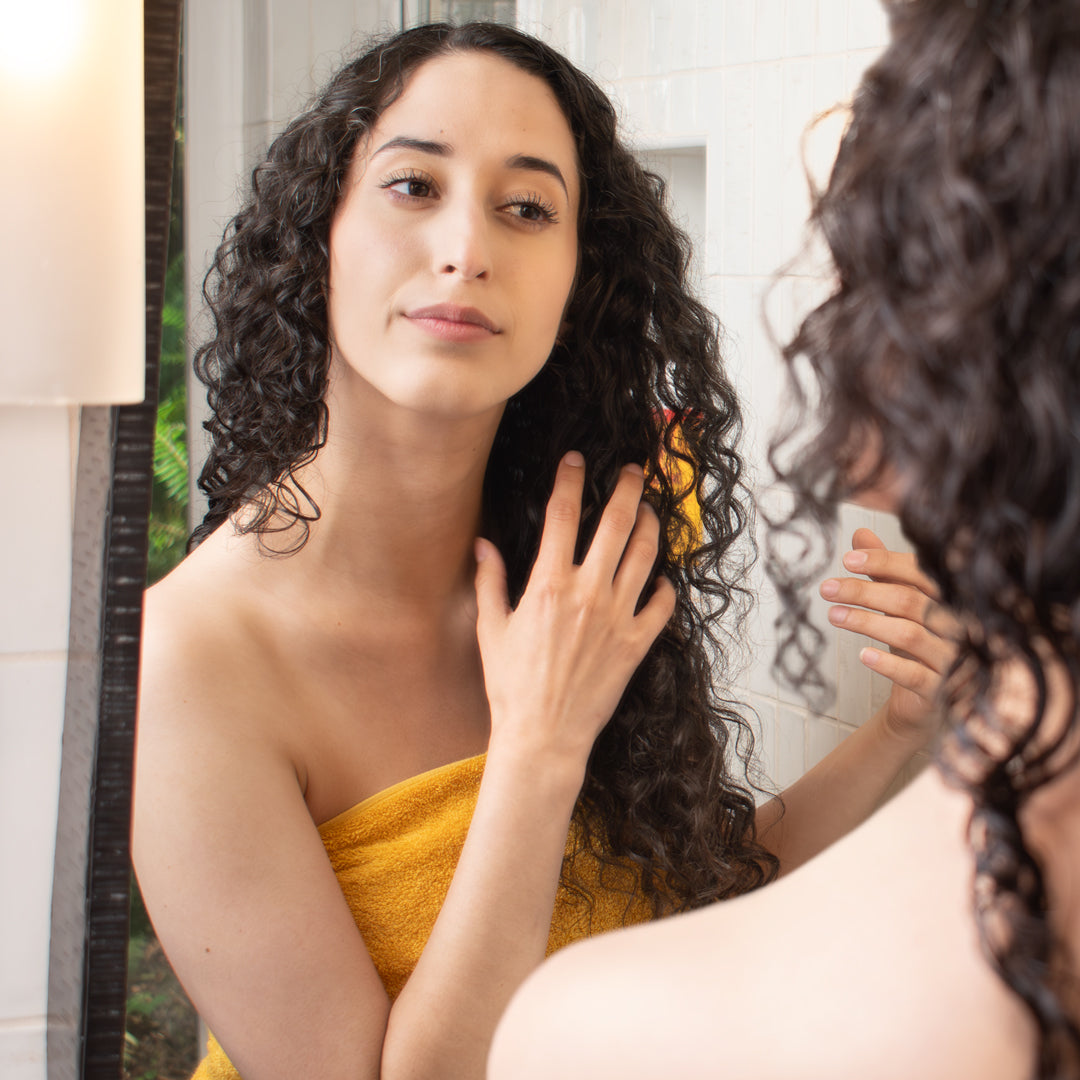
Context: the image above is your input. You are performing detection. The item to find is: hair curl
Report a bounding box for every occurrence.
[191,22,777,915]
[769,1,1080,1073]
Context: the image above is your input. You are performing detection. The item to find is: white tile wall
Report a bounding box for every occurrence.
[523,0,896,789]
[0,409,74,654]
[0,659,67,1019]
[0,405,77,1080]
[0,1020,48,1080]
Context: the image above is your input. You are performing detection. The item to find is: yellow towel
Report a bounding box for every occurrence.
[192,753,652,1079]
[649,416,703,558]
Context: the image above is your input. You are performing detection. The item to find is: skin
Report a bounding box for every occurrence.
[489,758,1074,1080]
[489,679,1080,1080]
[135,49,951,1080]
[326,54,579,425]
[755,527,956,874]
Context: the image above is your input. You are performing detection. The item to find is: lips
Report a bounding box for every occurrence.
[404,304,500,334]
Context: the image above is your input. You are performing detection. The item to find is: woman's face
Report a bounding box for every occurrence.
[327,50,580,422]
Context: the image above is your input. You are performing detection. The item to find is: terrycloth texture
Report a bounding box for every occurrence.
[650,415,703,558]
[192,752,652,1079]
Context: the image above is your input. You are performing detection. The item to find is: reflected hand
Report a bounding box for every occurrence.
[820,528,959,748]
[474,452,676,768]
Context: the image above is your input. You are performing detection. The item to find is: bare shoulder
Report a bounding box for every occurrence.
[134,532,391,1079]
[134,525,306,827]
[134,532,291,862]
[490,768,1037,1080]
[140,532,271,722]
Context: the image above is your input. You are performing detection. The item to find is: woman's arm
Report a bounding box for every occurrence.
[756,529,957,872]
[134,455,674,1080]
[383,456,675,1078]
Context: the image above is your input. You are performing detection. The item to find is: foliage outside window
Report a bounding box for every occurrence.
[125,98,199,1080]
[419,0,516,25]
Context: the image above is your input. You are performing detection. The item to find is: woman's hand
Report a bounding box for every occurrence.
[474,451,676,767]
[820,528,959,749]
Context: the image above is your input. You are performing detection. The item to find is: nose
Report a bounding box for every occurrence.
[434,198,491,281]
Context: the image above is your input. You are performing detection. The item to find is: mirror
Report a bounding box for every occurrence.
[1,6,912,1080]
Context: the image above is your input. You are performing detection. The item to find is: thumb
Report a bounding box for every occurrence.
[474,538,510,627]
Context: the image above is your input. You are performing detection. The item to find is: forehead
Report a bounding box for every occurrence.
[362,50,580,200]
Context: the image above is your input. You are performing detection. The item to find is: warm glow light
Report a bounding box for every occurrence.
[0,0,86,81]
[0,0,145,404]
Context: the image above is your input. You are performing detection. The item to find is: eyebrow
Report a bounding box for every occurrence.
[371,136,570,197]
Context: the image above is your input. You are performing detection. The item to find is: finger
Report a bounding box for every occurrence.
[581,463,647,581]
[851,527,886,552]
[534,451,587,572]
[841,544,941,599]
[632,575,677,648]
[860,646,942,701]
[820,576,960,641]
[474,538,511,633]
[613,500,661,608]
[821,577,941,628]
[827,606,951,672]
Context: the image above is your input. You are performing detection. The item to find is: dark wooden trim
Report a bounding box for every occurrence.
[80,3,184,1075]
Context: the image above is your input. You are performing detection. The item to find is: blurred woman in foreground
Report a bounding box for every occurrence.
[489,2,1080,1076]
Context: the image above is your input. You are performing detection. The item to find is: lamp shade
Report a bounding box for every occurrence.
[0,0,145,404]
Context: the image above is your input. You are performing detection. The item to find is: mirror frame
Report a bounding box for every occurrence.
[46,4,184,1076]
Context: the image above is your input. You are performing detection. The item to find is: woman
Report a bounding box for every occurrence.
[134,22,944,1080]
[489,2,1080,1077]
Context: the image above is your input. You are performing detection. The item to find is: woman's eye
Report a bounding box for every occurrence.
[506,198,558,225]
[388,178,429,199]
[384,175,433,199]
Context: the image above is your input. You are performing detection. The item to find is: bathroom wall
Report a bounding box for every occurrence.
[516,0,915,792]
[0,406,79,1078]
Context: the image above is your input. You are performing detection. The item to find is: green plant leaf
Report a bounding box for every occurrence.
[154,423,189,504]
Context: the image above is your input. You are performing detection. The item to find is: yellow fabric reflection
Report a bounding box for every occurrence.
[191,754,651,1079]
[648,416,702,559]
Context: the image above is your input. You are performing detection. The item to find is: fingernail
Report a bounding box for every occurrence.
[828,606,848,626]
[820,578,840,599]
[860,647,881,667]
[624,462,644,476]
[563,450,585,467]
[843,550,868,571]
[474,538,490,562]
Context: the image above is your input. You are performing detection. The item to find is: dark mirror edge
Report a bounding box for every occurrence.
[45,4,185,1077]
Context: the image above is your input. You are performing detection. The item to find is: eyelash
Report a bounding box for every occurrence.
[504,191,559,225]
[381,169,436,200]
[379,169,559,225]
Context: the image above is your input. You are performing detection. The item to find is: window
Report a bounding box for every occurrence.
[408,1,516,26]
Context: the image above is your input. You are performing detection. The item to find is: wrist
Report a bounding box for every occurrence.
[875,702,935,755]
[484,729,589,802]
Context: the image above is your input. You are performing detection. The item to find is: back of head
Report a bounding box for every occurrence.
[771,1,1080,1073]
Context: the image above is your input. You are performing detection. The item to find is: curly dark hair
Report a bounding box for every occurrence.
[768,0,1080,1073]
[191,21,777,915]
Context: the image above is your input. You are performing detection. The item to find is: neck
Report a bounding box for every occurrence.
[260,373,506,614]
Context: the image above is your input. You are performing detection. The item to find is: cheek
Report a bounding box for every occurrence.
[327,221,416,334]
[538,235,579,328]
